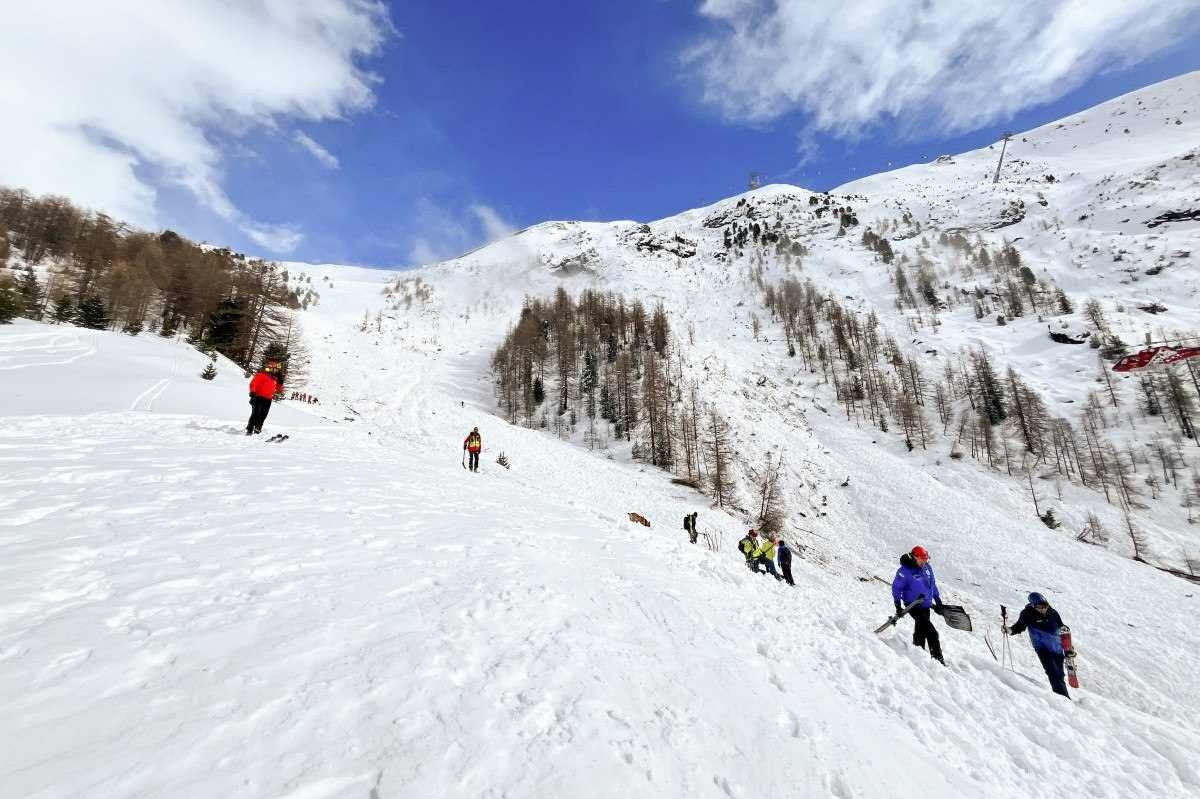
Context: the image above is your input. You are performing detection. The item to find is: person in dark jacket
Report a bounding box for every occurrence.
[891,545,945,664]
[684,512,699,544]
[738,530,759,569]
[777,539,794,586]
[246,360,282,435]
[1006,592,1070,698]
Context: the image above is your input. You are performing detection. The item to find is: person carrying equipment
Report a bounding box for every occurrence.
[738,530,759,568]
[891,545,945,664]
[1005,592,1071,698]
[246,360,282,436]
[463,427,482,472]
[683,512,699,544]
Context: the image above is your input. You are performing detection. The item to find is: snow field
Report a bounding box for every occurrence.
[4,70,1200,799]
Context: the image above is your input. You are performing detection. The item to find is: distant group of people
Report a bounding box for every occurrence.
[736,529,795,586]
[288,391,319,404]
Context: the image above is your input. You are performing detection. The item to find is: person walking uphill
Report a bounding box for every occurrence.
[246,360,282,435]
[463,427,482,472]
[777,538,794,586]
[683,512,699,544]
[753,534,782,581]
[891,545,945,664]
[738,530,759,569]
[1006,592,1071,698]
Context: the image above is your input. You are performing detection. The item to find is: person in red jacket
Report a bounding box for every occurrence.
[246,360,282,435]
[463,426,482,472]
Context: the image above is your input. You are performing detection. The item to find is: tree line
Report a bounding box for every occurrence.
[0,185,305,379]
[491,288,762,525]
[755,270,1199,576]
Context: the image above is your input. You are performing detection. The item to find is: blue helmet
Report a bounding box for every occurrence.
[1028,592,1048,606]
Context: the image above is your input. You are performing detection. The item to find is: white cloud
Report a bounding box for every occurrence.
[686,0,1200,138]
[407,199,516,266]
[0,1,390,253]
[471,204,517,242]
[293,131,341,169]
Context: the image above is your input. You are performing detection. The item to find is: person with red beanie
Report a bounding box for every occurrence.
[246,360,282,435]
[891,545,945,664]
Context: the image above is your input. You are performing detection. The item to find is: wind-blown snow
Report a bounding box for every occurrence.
[2,72,1199,798]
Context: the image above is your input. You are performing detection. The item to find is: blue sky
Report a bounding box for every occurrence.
[4,1,1199,267]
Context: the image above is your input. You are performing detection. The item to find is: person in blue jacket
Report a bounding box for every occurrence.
[891,545,945,664]
[1006,592,1070,698]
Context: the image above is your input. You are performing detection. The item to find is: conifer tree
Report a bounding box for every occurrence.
[76,296,110,329]
[0,279,18,324]
[705,410,737,508]
[17,266,44,319]
[51,295,75,323]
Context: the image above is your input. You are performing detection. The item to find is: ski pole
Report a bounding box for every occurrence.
[1000,605,1013,672]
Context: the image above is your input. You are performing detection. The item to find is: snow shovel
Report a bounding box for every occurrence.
[937,604,973,632]
[874,596,924,634]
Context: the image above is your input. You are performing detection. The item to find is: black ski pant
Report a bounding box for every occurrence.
[467,450,479,471]
[247,396,272,433]
[1035,648,1070,698]
[909,607,944,663]
[780,561,794,586]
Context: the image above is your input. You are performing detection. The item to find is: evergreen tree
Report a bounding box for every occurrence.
[1054,288,1073,314]
[51,295,75,323]
[974,351,1007,425]
[204,297,246,359]
[705,410,737,508]
[0,280,19,324]
[581,350,598,419]
[599,383,614,422]
[76,296,110,329]
[123,319,144,336]
[16,266,44,319]
[201,358,217,380]
[1083,299,1108,331]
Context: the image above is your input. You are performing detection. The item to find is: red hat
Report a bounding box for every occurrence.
[911,546,929,560]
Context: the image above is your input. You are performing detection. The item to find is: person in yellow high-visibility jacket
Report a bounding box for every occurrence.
[737,530,759,568]
[463,427,482,472]
[752,534,782,580]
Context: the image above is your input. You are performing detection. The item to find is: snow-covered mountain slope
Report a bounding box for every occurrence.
[3,71,1200,798]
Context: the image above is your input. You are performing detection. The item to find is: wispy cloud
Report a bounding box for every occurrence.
[407,199,517,266]
[685,0,1200,139]
[293,131,341,169]
[0,0,391,253]
[471,204,517,242]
